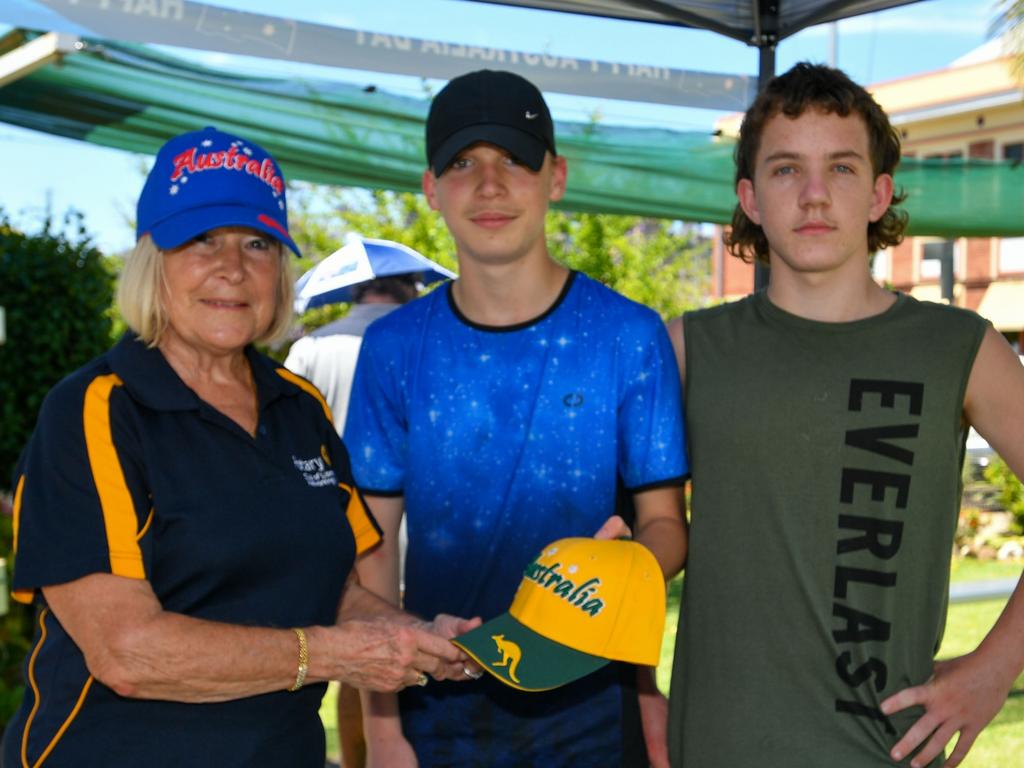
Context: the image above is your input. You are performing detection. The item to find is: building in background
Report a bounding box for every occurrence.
[711,41,1023,351]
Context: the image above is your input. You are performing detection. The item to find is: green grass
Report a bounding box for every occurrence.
[949,557,1023,583]
[322,559,1022,766]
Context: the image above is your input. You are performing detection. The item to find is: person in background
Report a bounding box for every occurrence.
[345,69,688,768]
[286,273,419,768]
[3,127,476,768]
[666,63,1024,768]
[286,274,419,434]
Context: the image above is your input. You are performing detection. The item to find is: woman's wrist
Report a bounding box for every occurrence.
[287,627,309,691]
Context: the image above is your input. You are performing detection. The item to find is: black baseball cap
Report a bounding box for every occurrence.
[426,70,557,176]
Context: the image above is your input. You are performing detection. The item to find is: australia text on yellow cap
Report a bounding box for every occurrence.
[452,537,666,692]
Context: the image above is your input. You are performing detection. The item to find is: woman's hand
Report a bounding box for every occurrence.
[336,582,483,686]
[424,613,483,682]
[320,618,467,692]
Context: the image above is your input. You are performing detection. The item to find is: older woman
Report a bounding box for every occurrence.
[3,127,475,768]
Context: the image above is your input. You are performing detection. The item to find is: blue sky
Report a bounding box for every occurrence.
[0,0,1004,253]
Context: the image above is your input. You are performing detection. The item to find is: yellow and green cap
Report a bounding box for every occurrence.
[452,537,665,692]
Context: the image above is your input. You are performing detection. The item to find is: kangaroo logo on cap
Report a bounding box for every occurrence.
[453,537,665,692]
[491,635,522,683]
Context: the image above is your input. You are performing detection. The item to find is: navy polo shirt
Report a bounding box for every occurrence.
[5,333,380,768]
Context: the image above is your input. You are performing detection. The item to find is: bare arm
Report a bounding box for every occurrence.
[633,485,687,579]
[592,485,687,579]
[632,484,686,768]
[650,314,690,579]
[42,569,464,703]
[632,480,687,768]
[629,316,691,768]
[356,495,418,767]
[883,326,1024,767]
[666,315,687,387]
[356,495,405,606]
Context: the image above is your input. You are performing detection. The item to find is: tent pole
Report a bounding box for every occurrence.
[753,10,777,293]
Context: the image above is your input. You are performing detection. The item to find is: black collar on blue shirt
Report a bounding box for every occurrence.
[446,269,578,333]
[107,333,299,413]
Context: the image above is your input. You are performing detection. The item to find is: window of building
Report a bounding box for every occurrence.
[1000,238,1024,274]
[920,240,958,280]
[969,140,994,159]
[1003,142,1024,164]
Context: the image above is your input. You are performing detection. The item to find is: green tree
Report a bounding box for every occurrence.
[992,0,1024,80]
[547,212,709,319]
[0,209,116,727]
[0,212,116,485]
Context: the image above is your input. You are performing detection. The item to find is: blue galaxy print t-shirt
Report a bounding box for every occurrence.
[345,271,687,767]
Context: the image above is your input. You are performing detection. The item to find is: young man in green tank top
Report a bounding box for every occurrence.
[666,63,1024,768]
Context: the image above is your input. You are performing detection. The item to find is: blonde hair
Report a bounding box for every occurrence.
[118,235,294,348]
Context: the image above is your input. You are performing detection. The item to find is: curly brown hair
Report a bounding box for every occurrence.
[725,62,908,265]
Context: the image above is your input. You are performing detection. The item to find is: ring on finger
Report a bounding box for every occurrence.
[463,665,483,680]
[416,672,429,687]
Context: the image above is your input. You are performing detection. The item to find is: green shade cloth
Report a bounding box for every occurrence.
[2,32,1022,235]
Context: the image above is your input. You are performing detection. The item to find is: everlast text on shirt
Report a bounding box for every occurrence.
[832,378,924,735]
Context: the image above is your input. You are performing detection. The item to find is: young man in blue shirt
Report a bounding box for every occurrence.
[345,69,688,767]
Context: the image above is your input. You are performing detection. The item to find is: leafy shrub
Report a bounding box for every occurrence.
[0,212,115,484]
[983,456,1024,535]
[0,211,116,728]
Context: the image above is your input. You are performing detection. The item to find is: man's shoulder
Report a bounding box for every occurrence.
[897,293,986,327]
[308,319,362,339]
[682,296,752,327]
[287,332,361,360]
[310,303,402,339]
[41,350,117,412]
[364,290,444,335]
[570,272,665,327]
[27,344,135,450]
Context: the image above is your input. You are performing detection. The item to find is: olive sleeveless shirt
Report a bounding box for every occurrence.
[668,291,987,767]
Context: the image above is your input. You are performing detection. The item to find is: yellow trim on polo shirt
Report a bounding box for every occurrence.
[137,508,155,542]
[20,608,95,768]
[273,367,378,551]
[340,483,382,555]
[11,474,33,605]
[274,367,334,425]
[83,374,145,579]
[12,473,24,553]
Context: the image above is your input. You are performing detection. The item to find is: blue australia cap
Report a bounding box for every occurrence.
[136,126,300,256]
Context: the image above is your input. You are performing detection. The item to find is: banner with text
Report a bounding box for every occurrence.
[2,0,754,109]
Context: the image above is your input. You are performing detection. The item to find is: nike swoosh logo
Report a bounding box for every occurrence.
[525,111,539,119]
